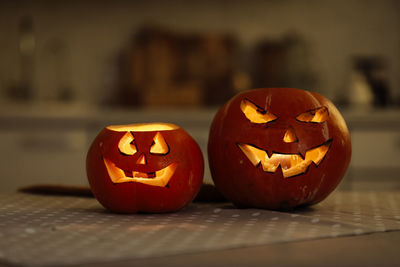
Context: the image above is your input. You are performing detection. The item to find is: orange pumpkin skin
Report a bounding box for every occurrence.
[86,124,204,213]
[208,88,351,210]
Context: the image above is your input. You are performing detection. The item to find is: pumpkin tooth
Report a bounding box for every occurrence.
[237,143,266,166]
[282,159,312,178]
[261,160,279,172]
[133,171,148,178]
[270,154,291,170]
[305,141,331,165]
[265,150,274,158]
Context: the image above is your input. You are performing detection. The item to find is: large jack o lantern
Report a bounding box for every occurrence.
[208,88,351,210]
[86,123,204,213]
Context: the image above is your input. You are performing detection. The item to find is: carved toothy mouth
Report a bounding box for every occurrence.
[103,158,177,187]
[237,140,332,178]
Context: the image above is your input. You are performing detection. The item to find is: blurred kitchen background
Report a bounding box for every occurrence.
[0,0,399,192]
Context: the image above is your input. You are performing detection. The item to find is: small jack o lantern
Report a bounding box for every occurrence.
[208,88,351,210]
[86,123,204,213]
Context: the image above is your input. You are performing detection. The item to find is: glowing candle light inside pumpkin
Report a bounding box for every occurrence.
[86,122,204,213]
[208,88,351,210]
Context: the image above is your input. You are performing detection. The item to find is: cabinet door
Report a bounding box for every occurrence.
[0,129,89,192]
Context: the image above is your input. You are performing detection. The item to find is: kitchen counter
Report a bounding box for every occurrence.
[0,190,399,266]
[1,103,400,129]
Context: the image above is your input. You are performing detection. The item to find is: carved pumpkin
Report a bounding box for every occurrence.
[86,123,204,213]
[208,88,351,210]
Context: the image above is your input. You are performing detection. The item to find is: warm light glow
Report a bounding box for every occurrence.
[136,154,146,164]
[118,132,137,155]
[238,141,331,178]
[296,107,329,123]
[283,128,297,143]
[104,158,177,187]
[107,123,178,132]
[238,144,267,167]
[305,143,330,165]
[150,132,169,154]
[240,99,277,124]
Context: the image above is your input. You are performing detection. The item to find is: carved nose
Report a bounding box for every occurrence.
[283,127,298,143]
[136,153,147,164]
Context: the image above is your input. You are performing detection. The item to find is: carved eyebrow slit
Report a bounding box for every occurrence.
[296,106,329,123]
[240,99,277,124]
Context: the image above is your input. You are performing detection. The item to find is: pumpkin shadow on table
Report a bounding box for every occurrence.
[75,203,203,216]
[192,184,319,213]
[218,203,317,213]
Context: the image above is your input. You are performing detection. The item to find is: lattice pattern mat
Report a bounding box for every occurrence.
[0,192,399,266]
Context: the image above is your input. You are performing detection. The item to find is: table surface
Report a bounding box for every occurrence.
[101,231,400,267]
[0,191,399,267]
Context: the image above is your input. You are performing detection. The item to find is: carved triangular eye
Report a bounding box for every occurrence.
[240,99,277,124]
[118,132,137,155]
[150,132,169,155]
[296,106,329,123]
